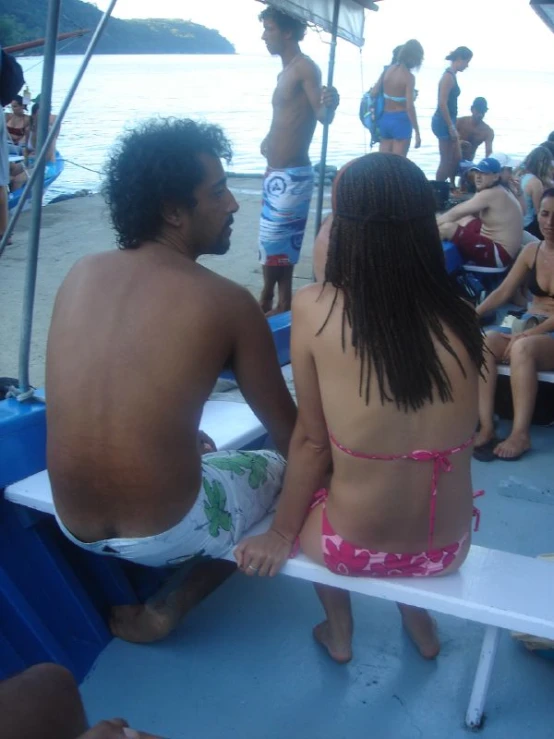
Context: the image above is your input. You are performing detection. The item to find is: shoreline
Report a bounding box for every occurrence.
[1,179,331,386]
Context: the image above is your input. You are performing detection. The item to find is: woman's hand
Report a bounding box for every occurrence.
[414,132,421,149]
[234,529,294,577]
[198,430,217,455]
[449,125,458,142]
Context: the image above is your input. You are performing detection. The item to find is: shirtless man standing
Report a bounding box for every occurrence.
[437,157,523,267]
[258,7,339,315]
[46,119,296,643]
[456,97,494,161]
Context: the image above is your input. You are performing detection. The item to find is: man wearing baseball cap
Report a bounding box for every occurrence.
[437,156,523,267]
[456,97,495,161]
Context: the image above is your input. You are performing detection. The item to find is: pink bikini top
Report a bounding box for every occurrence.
[328,432,480,551]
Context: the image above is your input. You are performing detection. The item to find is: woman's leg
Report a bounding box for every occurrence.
[436,138,451,181]
[379,139,394,153]
[475,332,509,447]
[391,139,411,157]
[494,336,554,458]
[299,505,353,663]
[299,503,438,661]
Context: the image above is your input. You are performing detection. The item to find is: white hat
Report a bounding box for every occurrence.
[489,152,516,169]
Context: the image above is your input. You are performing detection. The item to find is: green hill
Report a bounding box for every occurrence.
[0,0,235,54]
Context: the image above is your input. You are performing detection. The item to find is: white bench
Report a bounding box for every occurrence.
[497,365,554,383]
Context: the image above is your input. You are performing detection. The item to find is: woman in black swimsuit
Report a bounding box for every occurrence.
[432,47,473,185]
[473,188,554,461]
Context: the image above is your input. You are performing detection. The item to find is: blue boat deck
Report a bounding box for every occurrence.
[79,421,554,739]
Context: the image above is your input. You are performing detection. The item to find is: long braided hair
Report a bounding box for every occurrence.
[320,153,484,412]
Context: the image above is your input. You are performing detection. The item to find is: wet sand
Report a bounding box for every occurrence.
[0,179,331,385]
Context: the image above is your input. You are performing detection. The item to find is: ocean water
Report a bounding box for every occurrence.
[17,52,554,198]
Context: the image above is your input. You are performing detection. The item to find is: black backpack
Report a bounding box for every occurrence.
[0,49,25,107]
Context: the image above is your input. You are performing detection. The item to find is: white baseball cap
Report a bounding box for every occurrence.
[489,152,516,169]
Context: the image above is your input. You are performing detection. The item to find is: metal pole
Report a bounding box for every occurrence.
[1,0,118,254]
[17,0,62,395]
[314,0,340,237]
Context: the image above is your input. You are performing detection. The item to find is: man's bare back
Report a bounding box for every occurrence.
[48,248,288,541]
[475,186,522,254]
[456,116,494,160]
[47,120,296,547]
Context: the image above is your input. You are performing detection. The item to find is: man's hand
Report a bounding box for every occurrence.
[234,528,294,577]
[78,719,164,739]
[321,86,340,111]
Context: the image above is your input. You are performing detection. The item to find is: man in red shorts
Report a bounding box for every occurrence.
[437,157,523,266]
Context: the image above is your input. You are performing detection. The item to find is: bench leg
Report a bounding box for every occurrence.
[465,625,501,729]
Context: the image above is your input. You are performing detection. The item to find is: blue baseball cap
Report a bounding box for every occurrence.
[469,157,501,175]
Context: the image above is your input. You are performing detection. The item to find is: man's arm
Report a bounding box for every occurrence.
[436,189,492,225]
[485,126,494,157]
[230,288,296,458]
[300,59,339,124]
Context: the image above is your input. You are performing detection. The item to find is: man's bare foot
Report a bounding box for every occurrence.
[313,619,353,664]
[494,432,530,460]
[110,560,236,643]
[398,605,440,659]
[265,305,288,318]
[259,292,274,314]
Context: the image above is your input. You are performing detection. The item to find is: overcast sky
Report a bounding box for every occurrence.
[93,0,554,71]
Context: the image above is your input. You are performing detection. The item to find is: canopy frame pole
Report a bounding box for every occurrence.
[314,0,340,237]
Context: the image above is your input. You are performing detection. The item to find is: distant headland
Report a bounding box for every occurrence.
[0,0,235,55]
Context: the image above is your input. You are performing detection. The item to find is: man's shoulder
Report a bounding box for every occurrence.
[297,54,321,78]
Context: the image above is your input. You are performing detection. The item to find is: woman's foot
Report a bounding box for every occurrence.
[494,432,530,460]
[474,425,495,449]
[110,591,188,643]
[313,619,353,664]
[398,605,440,659]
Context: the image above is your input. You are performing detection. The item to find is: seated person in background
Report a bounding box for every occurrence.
[5,95,30,154]
[474,188,554,462]
[456,97,494,161]
[519,145,554,238]
[46,119,296,644]
[235,153,485,663]
[9,161,27,191]
[490,152,526,214]
[24,97,58,166]
[437,157,523,267]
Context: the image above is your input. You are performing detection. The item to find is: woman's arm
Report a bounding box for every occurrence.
[234,287,332,576]
[527,176,544,216]
[476,246,533,316]
[405,72,420,148]
[438,73,456,138]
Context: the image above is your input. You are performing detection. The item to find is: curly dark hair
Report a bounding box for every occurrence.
[259,7,308,40]
[102,118,233,249]
[321,153,484,411]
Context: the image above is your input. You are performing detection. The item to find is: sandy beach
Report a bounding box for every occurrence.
[1,178,331,386]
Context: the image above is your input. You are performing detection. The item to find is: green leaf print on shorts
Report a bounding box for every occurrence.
[207,452,269,489]
[203,478,232,538]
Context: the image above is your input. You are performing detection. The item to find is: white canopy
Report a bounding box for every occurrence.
[261,0,366,47]
[531,0,554,33]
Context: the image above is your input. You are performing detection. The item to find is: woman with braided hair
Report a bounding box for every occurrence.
[236,153,485,663]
